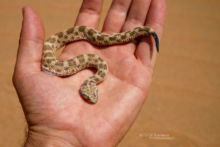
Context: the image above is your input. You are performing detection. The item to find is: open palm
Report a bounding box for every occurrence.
[13,0,165,146]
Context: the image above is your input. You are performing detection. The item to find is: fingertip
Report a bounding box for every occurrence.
[22,6,31,15]
[21,6,45,42]
[22,6,34,24]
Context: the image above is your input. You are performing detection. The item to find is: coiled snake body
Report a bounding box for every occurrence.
[42,26,159,103]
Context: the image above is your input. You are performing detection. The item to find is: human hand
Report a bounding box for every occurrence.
[13,0,166,146]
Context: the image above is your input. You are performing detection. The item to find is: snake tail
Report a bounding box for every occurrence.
[151,32,159,53]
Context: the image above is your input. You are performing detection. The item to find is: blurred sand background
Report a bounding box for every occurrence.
[0,0,219,146]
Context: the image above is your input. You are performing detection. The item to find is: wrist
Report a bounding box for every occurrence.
[24,126,81,147]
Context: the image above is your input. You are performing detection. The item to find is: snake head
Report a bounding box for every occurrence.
[80,83,98,103]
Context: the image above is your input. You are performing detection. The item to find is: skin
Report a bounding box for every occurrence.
[13,0,166,146]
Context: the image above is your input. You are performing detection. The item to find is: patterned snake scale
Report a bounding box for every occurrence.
[42,26,159,103]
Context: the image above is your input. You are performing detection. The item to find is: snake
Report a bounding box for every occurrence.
[42,26,159,103]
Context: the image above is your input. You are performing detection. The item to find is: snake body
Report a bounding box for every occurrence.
[42,26,159,103]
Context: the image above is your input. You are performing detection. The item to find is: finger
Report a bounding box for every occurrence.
[122,0,152,31]
[75,0,104,28]
[61,0,104,58]
[121,0,152,53]
[135,0,166,67]
[15,6,45,78]
[145,0,166,39]
[102,0,132,33]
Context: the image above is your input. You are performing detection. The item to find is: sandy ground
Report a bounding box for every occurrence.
[0,0,219,146]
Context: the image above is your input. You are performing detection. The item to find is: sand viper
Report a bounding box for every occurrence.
[42,26,159,103]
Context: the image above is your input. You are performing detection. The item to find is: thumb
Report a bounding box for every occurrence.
[15,6,45,78]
